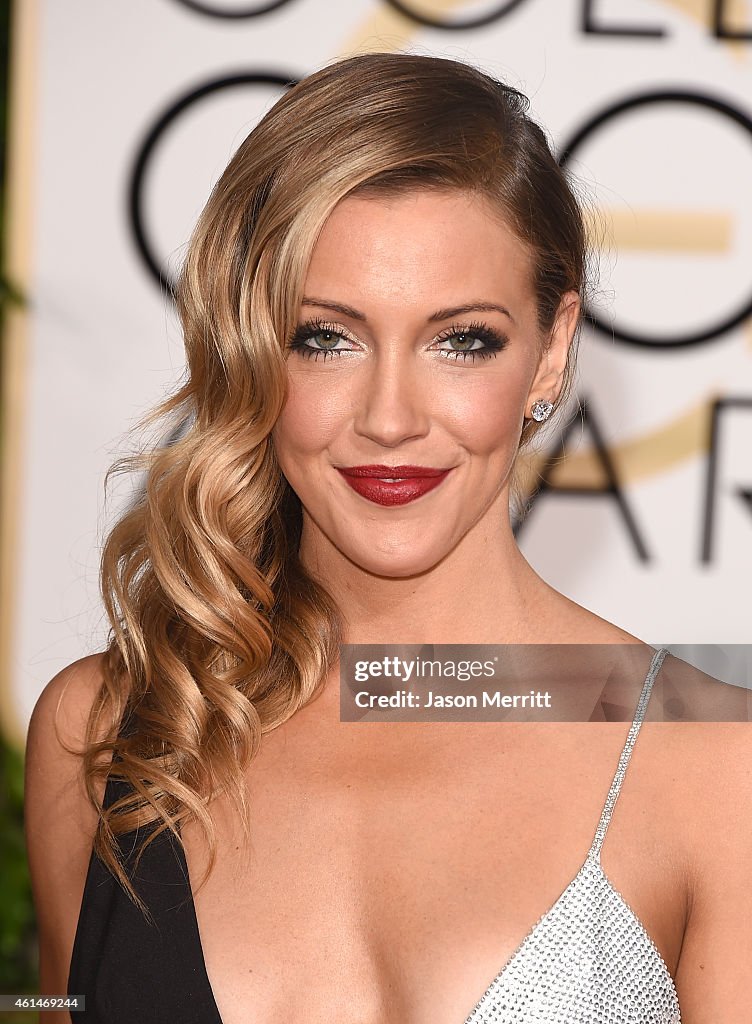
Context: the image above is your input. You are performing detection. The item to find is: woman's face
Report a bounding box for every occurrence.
[272,188,576,578]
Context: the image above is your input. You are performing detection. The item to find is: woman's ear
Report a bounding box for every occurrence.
[525,290,581,416]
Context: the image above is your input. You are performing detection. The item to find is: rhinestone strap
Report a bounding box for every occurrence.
[588,647,669,863]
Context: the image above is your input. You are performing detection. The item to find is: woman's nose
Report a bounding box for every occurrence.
[352,356,431,448]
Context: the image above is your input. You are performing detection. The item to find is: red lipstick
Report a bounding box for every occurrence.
[336,465,452,506]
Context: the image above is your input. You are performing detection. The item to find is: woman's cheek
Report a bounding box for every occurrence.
[275,375,349,457]
[442,379,528,455]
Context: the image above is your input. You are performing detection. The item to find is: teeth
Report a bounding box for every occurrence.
[383,477,405,482]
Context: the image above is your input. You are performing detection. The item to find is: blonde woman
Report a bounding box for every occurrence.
[25,53,751,1024]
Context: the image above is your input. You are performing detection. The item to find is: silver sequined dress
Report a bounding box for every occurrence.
[463,646,681,1023]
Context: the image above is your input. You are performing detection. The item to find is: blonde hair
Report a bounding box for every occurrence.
[76,52,588,916]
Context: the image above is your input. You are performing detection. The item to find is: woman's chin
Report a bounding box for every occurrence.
[300,515,460,579]
[340,542,450,580]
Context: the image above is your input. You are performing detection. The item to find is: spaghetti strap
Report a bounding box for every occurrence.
[587,646,668,864]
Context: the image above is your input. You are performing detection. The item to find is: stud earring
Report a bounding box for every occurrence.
[530,399,554,422]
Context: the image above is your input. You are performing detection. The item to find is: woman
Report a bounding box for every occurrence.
[24,53,751,1023]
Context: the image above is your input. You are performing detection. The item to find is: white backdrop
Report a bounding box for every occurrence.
[2,0,752,742]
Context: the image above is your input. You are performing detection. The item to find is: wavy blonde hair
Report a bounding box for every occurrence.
[75,52,588,917]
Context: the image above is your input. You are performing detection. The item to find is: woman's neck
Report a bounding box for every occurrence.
[299,510,555,645]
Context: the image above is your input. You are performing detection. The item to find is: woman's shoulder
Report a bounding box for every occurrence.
[25,648,111,830]
[28,652,110,747]
[656,650,752,723]
[26,651,120,861]
[658,655,752,825]
[25,653,111,1003]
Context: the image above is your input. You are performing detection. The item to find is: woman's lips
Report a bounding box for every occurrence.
[336,465,452,507]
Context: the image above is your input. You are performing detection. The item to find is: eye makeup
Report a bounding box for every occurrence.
[287,317,509,362]
[433,321,509,362]
[288,318,355,361]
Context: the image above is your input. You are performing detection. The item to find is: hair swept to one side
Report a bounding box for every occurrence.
[68,52,588,915]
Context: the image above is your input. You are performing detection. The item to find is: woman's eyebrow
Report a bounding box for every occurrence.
[429,302,516,325]
[302,297,367,320]
[302,297,517,325]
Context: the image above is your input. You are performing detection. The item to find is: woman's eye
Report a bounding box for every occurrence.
[307,329,344,351]
[434,326,507,361]
[288,323,354,360]
[439,333,485,352]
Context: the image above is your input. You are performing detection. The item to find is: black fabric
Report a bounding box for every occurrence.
[67,717,222,1023]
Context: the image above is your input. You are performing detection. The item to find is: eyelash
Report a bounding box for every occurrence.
[287,318,508,362]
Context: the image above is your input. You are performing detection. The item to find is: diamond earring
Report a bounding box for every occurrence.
[530,399,554,422]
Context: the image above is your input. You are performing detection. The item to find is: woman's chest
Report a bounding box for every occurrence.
[179,726,688,1024]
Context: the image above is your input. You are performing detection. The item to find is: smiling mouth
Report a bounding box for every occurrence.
[335,466,453,506]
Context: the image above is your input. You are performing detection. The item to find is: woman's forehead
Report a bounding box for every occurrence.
[304,190,537,321]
